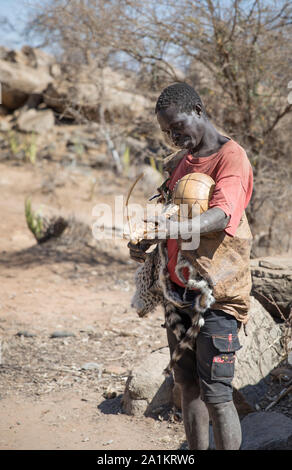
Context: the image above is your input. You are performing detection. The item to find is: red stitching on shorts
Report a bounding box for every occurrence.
[228,333,232,351]
[213,356,225,363]
[213,354,235,364]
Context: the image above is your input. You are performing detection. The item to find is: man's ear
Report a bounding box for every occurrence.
[194,103,202,117]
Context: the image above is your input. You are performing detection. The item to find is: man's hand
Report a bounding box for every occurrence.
[145,207,230,240]
[144,215,179,240]
[127,239,156,263]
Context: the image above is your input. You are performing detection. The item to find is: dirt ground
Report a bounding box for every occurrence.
[0,158,188,450]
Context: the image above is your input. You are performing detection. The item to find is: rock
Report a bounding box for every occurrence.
[122,347,174,416]
[81,362,102,372]
[208,411,292,450]
[15,331,36,338]
[240,412,292,450]
[16,108,55,134]
[270,367,292,382]
[3,46,55,71]
[24,93,43,109]
[0,46,9,60]
[0,106,9,117]
[251,256,292,318]
[102,66,151,119]
[0,59,53,110]
[0,119,11,132]
[50,63,62,78]
[103,386,117,399]
[21,46,55,70]
[43,81,99,120]
[233,297,284,406]
[43,65,151,121]
[102,440,113,446]
[50,331,76,338]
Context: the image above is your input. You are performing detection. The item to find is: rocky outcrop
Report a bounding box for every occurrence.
[233,296,284,405]
[0,45,55,70]
[251,256,292,319]
[43,66,151,121]
[0,46,151,121]
[0,58,53,110]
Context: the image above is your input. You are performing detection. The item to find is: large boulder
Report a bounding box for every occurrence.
[251,255,292,319]
[122,347,174,417]
[209,411,292,450]
[0,59,53,110]
[240,412,292,450]
[43,66,151,121]
[2,45,55,71]
[233,296,284,406]
[16,108,55,134]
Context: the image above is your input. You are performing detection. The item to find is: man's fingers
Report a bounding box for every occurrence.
[129,246,142,254]
[127,240,148,263]
[127,241,142,251]
[130,252,146,263]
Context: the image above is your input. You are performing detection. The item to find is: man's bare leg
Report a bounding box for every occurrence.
[180,383,210,450]
[206,401,242,450]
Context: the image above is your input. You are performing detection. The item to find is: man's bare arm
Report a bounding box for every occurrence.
[128,207,230,262]
[179,207,230,236]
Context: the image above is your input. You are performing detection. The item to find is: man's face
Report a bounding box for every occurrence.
[156,104,206,151]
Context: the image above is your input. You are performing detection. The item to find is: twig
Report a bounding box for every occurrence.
[101,127,123,174]
[265,379,292,411]
[258,337,283,381]
[254,291,292,356]
[124,172,144,241]
[253,290,285,320]
[105,351,128,362]
[151,345,169,353]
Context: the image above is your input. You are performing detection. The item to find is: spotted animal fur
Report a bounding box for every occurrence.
[131,242,215,376]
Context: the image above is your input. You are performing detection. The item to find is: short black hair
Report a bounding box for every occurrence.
[155,82,206,116]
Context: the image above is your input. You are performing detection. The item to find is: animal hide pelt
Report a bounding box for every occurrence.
[131,241,215,375]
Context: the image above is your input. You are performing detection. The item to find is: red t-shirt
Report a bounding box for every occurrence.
[167,138,253,288]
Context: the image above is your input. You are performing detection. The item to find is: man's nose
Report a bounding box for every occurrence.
[170,129,180,139]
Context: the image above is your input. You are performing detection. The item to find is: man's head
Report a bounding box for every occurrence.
[155,83,208,152]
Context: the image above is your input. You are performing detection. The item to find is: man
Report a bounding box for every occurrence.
[128,83,253,450]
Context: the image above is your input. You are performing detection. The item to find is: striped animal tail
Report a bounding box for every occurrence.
[163,313,204,376]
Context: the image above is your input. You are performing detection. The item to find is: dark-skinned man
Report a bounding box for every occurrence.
[128,83,253,450]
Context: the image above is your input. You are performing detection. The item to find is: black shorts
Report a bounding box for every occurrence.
[165,287,242,404]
